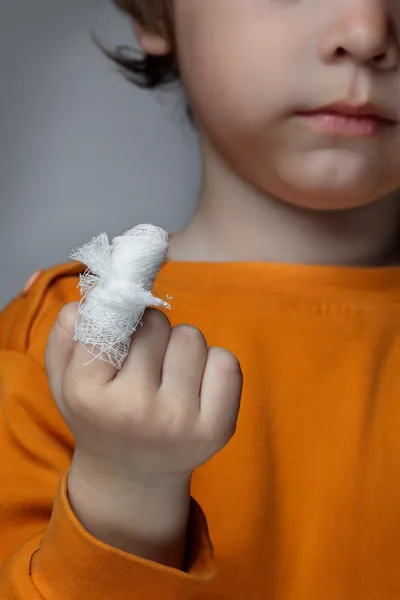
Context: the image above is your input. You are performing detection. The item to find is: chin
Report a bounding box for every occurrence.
[286,193,377,212]
[275,153,387,211]
[280,179,380,211]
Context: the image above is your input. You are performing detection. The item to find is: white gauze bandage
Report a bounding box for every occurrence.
[70,224,171,369]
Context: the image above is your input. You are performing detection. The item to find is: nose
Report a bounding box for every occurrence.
[320,0,399,71]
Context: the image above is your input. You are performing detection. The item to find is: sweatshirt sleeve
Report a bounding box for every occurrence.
[0,266,217,599]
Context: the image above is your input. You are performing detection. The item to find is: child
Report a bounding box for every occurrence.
[1,0,400,598]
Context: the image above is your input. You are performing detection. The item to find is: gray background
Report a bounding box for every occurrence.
[0,0,200,309]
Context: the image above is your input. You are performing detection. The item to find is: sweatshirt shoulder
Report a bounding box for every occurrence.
[0,261,85,360]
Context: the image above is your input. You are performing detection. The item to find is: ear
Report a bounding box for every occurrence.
[132,19,172,56]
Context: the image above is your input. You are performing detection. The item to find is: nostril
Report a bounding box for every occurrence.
[374,52,387,62]
[336,47,346,57]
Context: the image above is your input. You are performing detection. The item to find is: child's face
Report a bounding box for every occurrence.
[173,0,400,210]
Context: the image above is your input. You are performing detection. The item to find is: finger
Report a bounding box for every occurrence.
[160,324,208,403]
[45,303,81,400]
[66,305,119,387]
[199,347,242,439]
[116,308,171,389]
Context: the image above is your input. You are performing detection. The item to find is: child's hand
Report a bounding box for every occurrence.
[44,302,242,564]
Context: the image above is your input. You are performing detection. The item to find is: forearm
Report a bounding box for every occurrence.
[67,464,191,570]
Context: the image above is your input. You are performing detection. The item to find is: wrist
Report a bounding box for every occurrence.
[67,459,192,549]
[70,447,193,492]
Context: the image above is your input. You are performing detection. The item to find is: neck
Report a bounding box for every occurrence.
[168,136,400,267]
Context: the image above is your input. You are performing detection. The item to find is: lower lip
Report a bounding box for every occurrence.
[298,112,390,137]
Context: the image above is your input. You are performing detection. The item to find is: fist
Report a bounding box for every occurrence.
[45,303,243,488]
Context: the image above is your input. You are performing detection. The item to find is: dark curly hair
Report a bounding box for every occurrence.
[99,0,180,90]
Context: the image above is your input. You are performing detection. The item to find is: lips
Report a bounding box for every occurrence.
[298,111,393,137]
[300,102,396,124]
[311,110,386,124]
[296,101,397,137]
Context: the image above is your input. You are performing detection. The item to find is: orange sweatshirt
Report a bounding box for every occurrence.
[1,258,400,599]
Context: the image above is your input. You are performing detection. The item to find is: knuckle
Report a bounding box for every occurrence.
[145,308,171,331]
[131,383,158,401]
[172,323,207,347]
[208,346,240,370]
[157,391,194,431]
[136,309,171,347]
[62,372,98,410]
[56,303,79,334]
[163,415,186,439]
[207,420,237,448]
[126,398,155,427]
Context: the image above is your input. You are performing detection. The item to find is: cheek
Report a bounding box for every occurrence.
[174,2,302,150]
[185,57,260,133]
[177,22,284,136]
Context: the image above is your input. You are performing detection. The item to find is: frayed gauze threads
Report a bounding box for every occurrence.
[70,224,171,369]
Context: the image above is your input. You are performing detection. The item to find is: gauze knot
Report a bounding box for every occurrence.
[70,224,171,369]
[92,278,167,313]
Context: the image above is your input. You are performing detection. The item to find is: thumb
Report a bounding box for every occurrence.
[45,302,79,400]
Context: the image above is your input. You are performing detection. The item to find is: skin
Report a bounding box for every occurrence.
[46,1,400,574]
[135,0,400,266]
